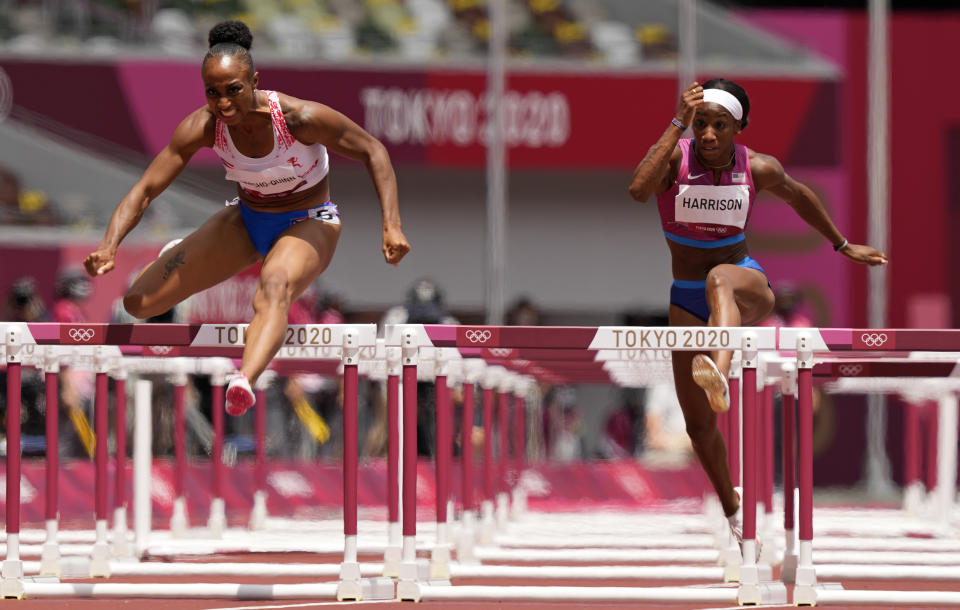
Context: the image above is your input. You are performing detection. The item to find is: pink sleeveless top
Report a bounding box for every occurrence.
[213,90,329,200]
[656,139,755,245]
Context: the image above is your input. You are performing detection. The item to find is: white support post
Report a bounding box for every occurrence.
[133,379,153,560]
[169,362,189,538]
[780,362,798,584]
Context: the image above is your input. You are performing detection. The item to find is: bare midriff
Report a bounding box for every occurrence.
[667,238,750,282]
[237,175,331,213]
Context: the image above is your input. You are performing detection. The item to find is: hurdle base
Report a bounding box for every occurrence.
[382,545,402,578]
[207,498,226,539]
[737,581,787,606]
[495,492,510,530]
[429,543,452,579]
[248,490,268,531]
[510,486,527,519]
[793,566,819,606]
[170,497,189,538]
[90,541,112,578]
[396,579,421,602]
[1,560,24,599]
[337,562,395,602]
[112,508,133,559]
[39,542,62,578]
[478,501,496,546]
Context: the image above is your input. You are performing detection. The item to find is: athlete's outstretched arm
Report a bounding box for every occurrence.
[753,152,888,266]
[84,110,211,276]
[282,96,410,266]
[628,82,702,202]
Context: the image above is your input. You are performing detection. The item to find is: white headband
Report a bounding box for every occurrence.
[702,89,743,121]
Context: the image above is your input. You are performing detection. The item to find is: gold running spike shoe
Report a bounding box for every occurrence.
[692,353,730,413]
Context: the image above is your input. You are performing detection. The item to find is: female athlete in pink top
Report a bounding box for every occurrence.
[629,79,887,538]
[84,20,410,415]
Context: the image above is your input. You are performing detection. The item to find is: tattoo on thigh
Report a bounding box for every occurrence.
[161,251,186,280]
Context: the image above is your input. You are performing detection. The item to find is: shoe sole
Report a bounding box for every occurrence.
[226,386,254,417]
[692,354,729,414]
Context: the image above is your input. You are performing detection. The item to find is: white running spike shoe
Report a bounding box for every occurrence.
[692,353,730,413]
[226,373,255,417]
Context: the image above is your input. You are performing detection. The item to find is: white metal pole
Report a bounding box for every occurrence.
[485,0,507,325]
[865,0,893,496]
[678,0,696,95]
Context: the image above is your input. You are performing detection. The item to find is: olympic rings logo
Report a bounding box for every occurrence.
[838,364,863,376]
[68,328,96,342]
[464,330,492,344]
[148,346,174,355]
[488,348,512,358]
[860,333,888,347]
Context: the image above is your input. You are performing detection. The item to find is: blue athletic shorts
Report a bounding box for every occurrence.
[669,256,768,322]
[232,199,341,257]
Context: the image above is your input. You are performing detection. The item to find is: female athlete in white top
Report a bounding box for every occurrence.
[84,20,410,415]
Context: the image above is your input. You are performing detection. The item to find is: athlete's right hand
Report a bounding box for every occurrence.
[83,247,117,277]
[676,82,703,127]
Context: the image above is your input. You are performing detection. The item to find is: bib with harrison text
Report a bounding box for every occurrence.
[674,183,751,229]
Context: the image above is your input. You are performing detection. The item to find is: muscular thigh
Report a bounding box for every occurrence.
[128,206,261,314]
[711,264,774,325]
[259,219,341,299]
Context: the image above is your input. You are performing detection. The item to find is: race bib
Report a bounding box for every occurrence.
[225,163,305,197]
[674,184,750,229]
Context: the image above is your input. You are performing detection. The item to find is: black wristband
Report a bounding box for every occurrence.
[833,238,848,252]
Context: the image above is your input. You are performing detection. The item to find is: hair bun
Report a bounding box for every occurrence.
[208,20,253,50]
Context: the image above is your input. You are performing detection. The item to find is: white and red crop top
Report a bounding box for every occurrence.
[656,139,755,246]
[213,90,329,199]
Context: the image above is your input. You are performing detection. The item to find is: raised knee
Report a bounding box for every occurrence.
[704,268,731,296]
[123,291,151,320]
[255,270,292,308]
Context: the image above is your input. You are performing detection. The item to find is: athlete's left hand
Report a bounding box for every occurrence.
[382,225,410,266]
[840,243,888,266]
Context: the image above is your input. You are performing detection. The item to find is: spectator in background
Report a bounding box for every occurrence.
[600,388,644,459]
[643,384,693,463]
[52,268,93,324]
[0,165,60,226]
[379,278,458,457]
[506,296,542,326]
[50,267,96,458]
[5,276,48,322]
[761,283,812,328]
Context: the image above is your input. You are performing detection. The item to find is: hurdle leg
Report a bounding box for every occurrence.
[456,373,478,564]
[793,334,819,606]
[170,370,189,537]
[133,380,153,559]
[248,374,271,531]
[430,351,452,580]
[40,352,62,578]
[397,329,424,602]
[207,364,228,539]
[736,333,789,603]
[2,328,25,599]
[337,331,363,600]
[902,400,923,514]
[478,373,497,546]
[495,383,511,531]
[90,352,112,578]
[934,393,958,532]
[112,371,133,559]
[510,390,527,519]
[382,347,402,577]
[759,381,778,567]
[780,363,798,584]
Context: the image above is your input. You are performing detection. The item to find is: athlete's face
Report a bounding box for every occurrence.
[692,103,741,165]
[202,56,258,125]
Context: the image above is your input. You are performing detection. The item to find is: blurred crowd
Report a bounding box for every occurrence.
[0,0,675,66]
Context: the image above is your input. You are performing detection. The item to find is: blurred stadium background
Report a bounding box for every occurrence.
[0,0,956,497]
